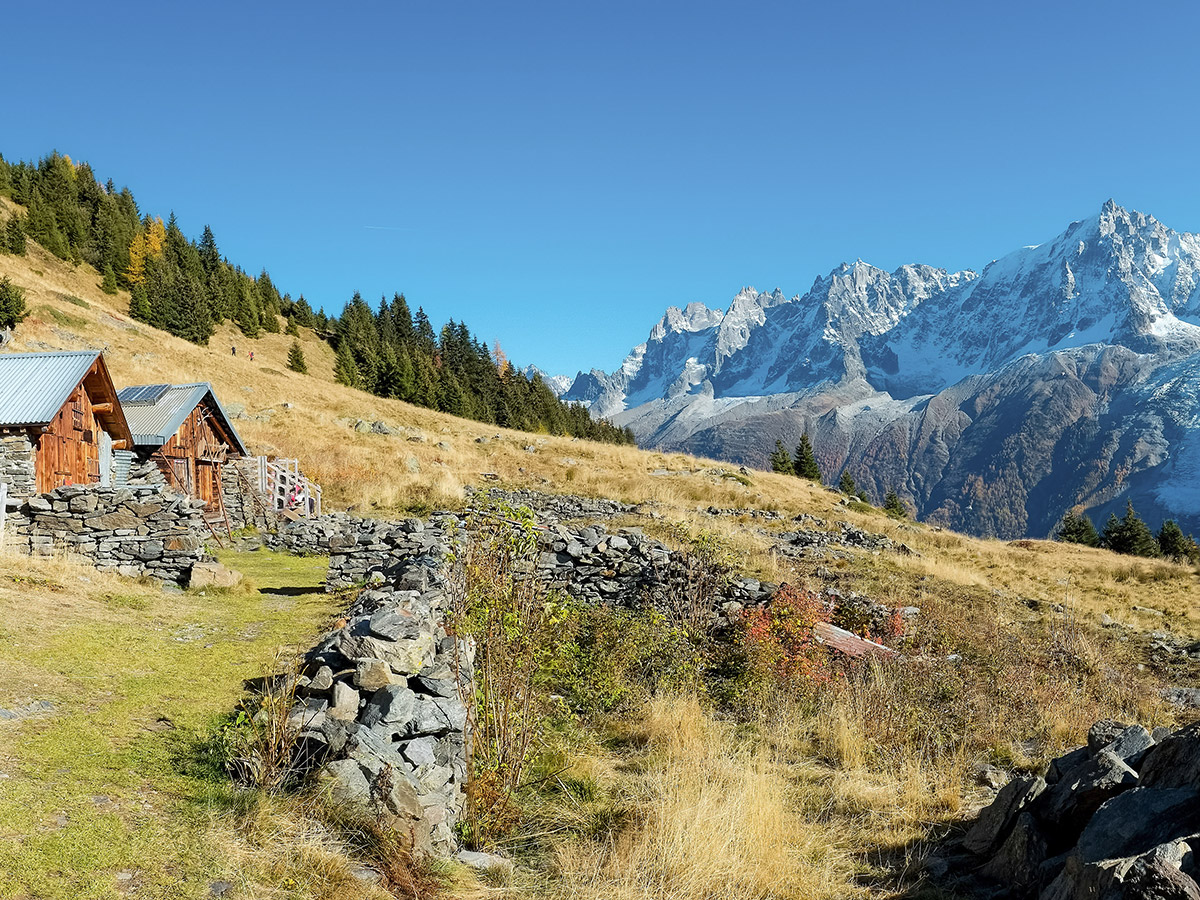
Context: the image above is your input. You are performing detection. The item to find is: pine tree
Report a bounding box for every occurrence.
[287,340,308,374]
[883,490,908,518]
[838,470,857,495]
[0,276,28,329]
[101,263,119,294]
[793,434,822,481]
[5,216,25,255]
[769,439,794,475]
[334,343,360,387]
[1056,511,1100,547]
[1157,520,1198,562]
[129,283,151,322]
[285,316,300,336]
[1102,502,1159,557]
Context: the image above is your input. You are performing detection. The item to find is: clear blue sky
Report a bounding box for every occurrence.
[5,1,1199,375]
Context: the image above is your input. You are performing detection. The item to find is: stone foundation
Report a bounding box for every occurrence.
[0,430,35,502]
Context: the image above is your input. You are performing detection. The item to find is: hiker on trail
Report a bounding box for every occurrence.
[231,345,236,356]
[249,350,254,362]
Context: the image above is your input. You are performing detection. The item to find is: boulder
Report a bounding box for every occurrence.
[978,812,1048,889]
[963,775,1047,856]
[1140,723,1200,789]
[1035,750,1138,846]
[188,561,243,589]
[1075,789,1200,865]
[1090,721,1131,753]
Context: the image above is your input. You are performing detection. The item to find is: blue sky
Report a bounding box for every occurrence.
[5,1,1200,375]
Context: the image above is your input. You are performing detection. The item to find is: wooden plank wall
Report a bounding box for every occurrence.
[35,381,103,494]
[155,401,229,506]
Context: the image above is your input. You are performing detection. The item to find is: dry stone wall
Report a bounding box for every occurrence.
[4,484,210,583]
[0,431,35,501]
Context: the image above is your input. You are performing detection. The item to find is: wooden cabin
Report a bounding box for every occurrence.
[115,383,247,509]
[0,351,134,498]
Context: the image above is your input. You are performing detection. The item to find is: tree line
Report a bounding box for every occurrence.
[0,150,632,445]
[1056,502,1200,563]
[769,434,908,517]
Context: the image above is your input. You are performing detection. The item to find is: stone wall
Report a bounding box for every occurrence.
[0,430,35,502]
[288,540,470,857]
[4,484,210,583]
[220,457,274,532]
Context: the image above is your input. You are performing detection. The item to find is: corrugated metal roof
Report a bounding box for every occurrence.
[115,382,248,455]
[0,351,102,426]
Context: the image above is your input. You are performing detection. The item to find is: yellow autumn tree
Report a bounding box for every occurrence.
[493,340,511,376]
[125,217,166,285]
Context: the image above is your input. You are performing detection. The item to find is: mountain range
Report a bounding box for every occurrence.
[560,201,1200,539]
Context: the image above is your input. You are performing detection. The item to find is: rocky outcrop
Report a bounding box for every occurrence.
[952,720,1200,899]
[5,484,209,583]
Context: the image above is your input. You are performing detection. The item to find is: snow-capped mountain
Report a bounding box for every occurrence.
[520,365,574,397]
[564,202,1200,538]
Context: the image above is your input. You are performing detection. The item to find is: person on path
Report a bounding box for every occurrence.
[249,350,254,362]
[231,345,236,356]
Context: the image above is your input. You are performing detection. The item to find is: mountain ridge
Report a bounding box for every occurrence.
[564,201,1200,538]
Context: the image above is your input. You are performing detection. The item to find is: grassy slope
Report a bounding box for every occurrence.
[2,205,1199,899]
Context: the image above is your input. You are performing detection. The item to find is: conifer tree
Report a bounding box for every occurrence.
[5,216,25,255]
[1101,502,1159,557]
[285,316,300,337]
[1157,520,1198,562]
[0,277,28,329]
[838,470,857,495]
[334,343,360,387]
[883,490,908,518]
[101,263,119,294]
[129,283,151,322]
[1056,511,1100,547]
[287,340,308,374]
[793,434,822,481]
[769,439,794,474]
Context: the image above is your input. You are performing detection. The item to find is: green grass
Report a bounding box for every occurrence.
[0,550,337,899]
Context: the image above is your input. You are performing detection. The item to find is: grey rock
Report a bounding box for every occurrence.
[1103,725,1156,765]
[1076,789,1200,864]
[963,775,1046,856]
[456,849,514,874]
[1036,750,1138,844]
[1048,747,1093,784]
[360,685,417,728]
[978,812,1048,889]
[329,682,360,721]
[321,759,372,808]
[1141,723,1200,789]
[1089,720,1131,753]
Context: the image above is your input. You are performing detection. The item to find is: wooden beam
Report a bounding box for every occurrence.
[111,440,127,450]
[92,402,114,414]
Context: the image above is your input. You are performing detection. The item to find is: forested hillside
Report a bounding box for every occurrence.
[0,150,633,444]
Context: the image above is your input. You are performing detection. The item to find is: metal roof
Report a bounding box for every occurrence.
[0,351,103,426]
[115,382,248,455]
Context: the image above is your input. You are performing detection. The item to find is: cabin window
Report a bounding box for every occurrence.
[72,405,84,431]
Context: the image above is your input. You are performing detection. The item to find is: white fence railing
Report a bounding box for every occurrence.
[253,456,321,517]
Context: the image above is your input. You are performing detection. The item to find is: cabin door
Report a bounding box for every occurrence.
[196,461,221,508]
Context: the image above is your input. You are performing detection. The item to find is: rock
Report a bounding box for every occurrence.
[1140,722,1200,789]
[1035,750,1138,845]
[456,849,515,875]
[978,812,1048,889]
[188,561,243,589]
[1090,720,1132,753]
[360,685,417,729]
[308,666,334,692]
[963,775,1047,856]
[1075,788,1200,864]
[1163,687,1200,710]
[975,763,1008,790]
[329,682,360,721]
[321,759,372,808]
[355,658,395,691]
[1048,746,1093,784]
[1102,725,1156,765]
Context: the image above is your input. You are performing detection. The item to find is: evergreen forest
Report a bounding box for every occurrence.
[0,151,634,445]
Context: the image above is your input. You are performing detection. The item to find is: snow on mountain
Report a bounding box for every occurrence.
[573,202,1200,538]
[520,365,575,397]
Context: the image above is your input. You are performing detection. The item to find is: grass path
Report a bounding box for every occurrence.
[0,550,338,900]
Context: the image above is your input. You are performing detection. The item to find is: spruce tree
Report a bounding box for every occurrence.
[334,343,360,387]
[285,316,300,337]
[769,439,794,474]
[793,434,822,481]
[287,340,308,374]
[0,277,28,329]
[1056,511,1100,547]
[838,470,857,495]
[101,263,119,294]
[883,490,908,518]
[1157,520,1198,562]
[129,283,152,322]
[5,215,26,255]
[1102,501,1159,557]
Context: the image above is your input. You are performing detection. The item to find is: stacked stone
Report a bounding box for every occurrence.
[219,458,274,532]
[702,505,784,520]
[0,431,35,502]
[7,485,208,582]
[288,550,471,857]
[466,486,636,523]
[947,719,1200,899]
[776,521,909,557]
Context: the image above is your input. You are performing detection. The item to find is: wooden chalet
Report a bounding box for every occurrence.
[0,351,134,497]
[115,383,248,510]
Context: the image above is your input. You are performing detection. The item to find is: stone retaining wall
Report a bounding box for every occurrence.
[4,484,210,583]
[0,431,35,501]
[220,457,275,532]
